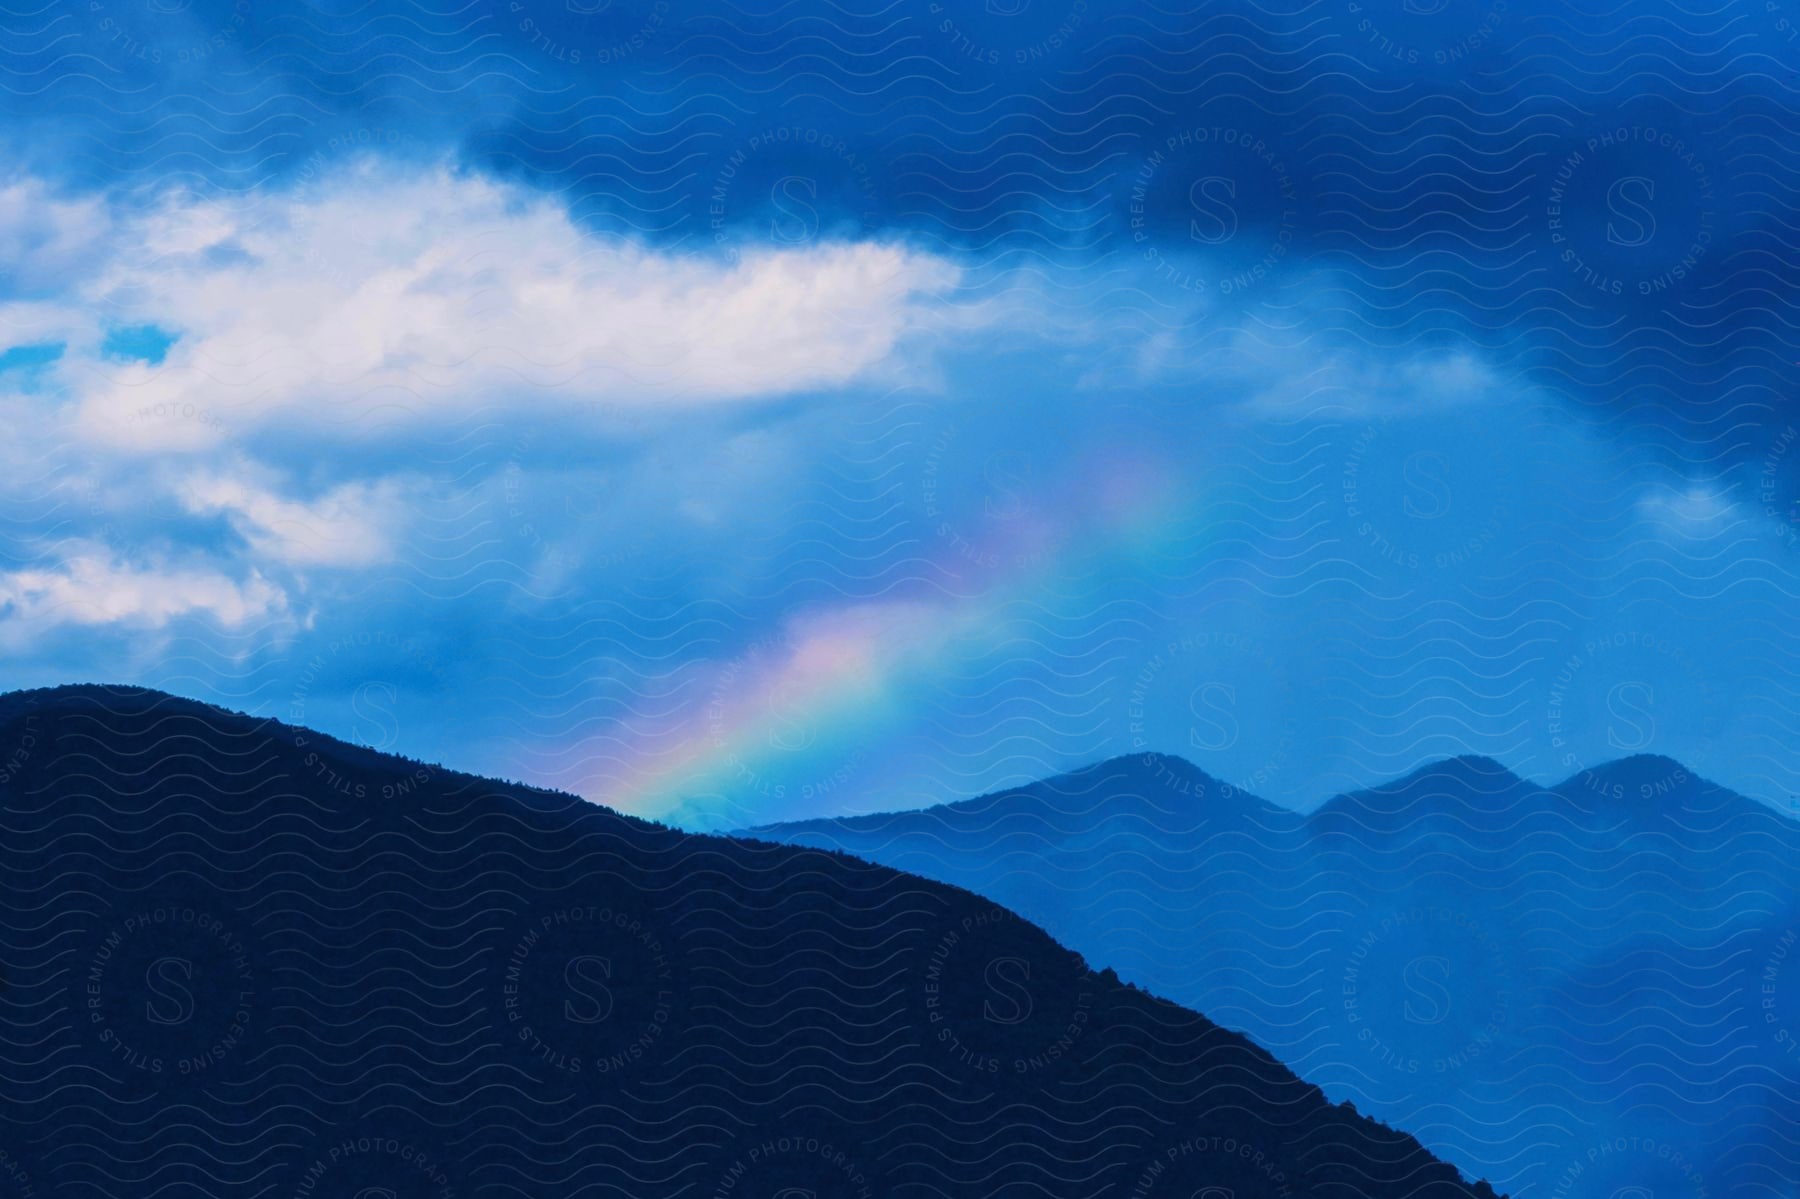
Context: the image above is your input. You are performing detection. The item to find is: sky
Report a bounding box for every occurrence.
[0,0,1797,828]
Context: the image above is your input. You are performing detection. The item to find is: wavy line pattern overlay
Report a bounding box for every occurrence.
[1,0,1798,1196]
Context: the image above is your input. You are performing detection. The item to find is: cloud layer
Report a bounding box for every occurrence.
[62,166,965,450]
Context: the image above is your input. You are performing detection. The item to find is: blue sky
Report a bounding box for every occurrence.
[1,0,1797,827]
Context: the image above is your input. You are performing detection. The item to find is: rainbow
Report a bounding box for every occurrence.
[599,436,1192,825]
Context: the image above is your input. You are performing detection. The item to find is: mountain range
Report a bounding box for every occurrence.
[0,686,1500,1199]
[751,751,1800,1198]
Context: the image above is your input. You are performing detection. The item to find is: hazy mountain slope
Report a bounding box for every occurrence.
[0,686,1498,1199]
[752,751,1800,1198]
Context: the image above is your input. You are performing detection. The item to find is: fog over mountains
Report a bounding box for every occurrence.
[752,751,1800,1198]
[0,685,1499,1199]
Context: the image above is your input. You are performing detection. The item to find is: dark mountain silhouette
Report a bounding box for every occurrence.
[751,750,1800,1199]
[0,686,1500,1199]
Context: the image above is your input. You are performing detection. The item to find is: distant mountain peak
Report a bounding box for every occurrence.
[1399,754,1526,788]
[1078,750,1290,803]
[1081,750,1222,790]
[1553,753,1698,803]
[1110,749,1193,771]
[1444,752,1518,774]
[743,751,1283,839]
[1311,754,1530,823]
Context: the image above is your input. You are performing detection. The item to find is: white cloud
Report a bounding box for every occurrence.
[1637,483,1740,539]
[66,163,966,450]
[177,471,405,567]
[0,300,91,356]
[0,179,110,295]
[1237,344,1513,418]
[0,547,287,632]
[0,161,987,638]
[1074,293,1521,419]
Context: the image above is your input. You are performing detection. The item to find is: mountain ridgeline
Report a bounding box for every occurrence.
[0,686,1500,1199]
[751,752,1800,1199]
